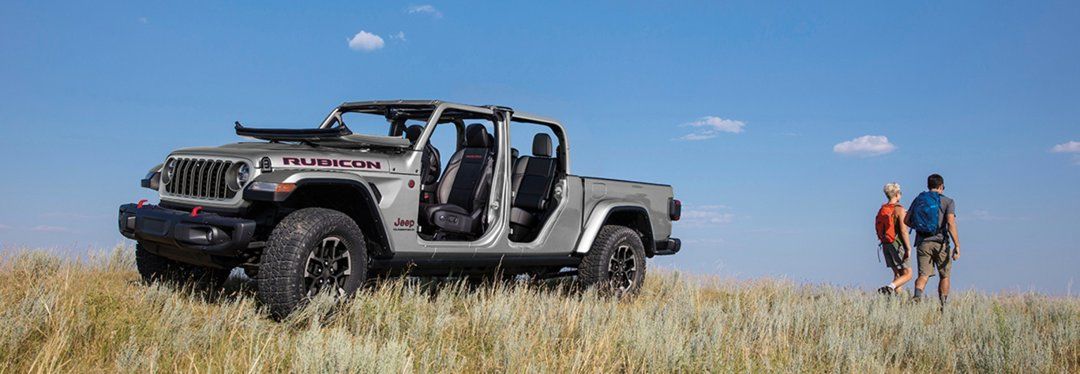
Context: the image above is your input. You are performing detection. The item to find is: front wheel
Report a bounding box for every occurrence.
[578,225,647,296]
[256,208,368,319]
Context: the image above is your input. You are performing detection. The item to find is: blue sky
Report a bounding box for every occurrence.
[1,1,1077,294]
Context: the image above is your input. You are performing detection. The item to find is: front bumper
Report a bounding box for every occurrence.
[118,203,257,266]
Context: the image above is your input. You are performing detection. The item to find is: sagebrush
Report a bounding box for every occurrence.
[0,247,1076,373]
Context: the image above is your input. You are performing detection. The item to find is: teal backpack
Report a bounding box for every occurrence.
[909,191,941,235]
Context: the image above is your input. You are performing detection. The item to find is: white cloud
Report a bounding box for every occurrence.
[407,5,443,18]
[679,205,735,227]
[39,212,110,220]
[678,133,716,141]
[30,225,75,233]
[677,116,746,141]
[964,209,1032,222]
[347,31,385,52]
[681,238,727,245]
[833,135,897,157]
[1050,141,1080,153]
[1049,141,1080,165]
[138,17,149,24]
[390,31,407,41]
[967,210,1003,221]
[694,204,730,210]
[0,224,11,230]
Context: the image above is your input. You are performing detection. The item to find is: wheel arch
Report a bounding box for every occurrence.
[573,201,656,256]
[247,171,394,259]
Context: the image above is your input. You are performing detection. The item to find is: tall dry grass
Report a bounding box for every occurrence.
[0,247,1076,373]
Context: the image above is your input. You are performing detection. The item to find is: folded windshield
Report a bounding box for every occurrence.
[234,104,437,149]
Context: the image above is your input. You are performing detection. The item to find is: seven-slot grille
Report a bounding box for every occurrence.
[164,157,237,200]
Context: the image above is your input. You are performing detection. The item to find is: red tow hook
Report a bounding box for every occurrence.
[191,206,203,217]
[137,199,148,209]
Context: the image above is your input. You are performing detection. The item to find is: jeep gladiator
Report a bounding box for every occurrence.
[119,100,681,318]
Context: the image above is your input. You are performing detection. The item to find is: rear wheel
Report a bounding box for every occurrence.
[578,225,647,296]
[135,244,230,289]
[256,208,368,319]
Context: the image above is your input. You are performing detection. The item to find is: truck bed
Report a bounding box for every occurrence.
[574,175,675,247]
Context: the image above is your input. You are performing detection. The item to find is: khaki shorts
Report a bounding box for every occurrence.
[882,241,909,270]
[916,240,952,278]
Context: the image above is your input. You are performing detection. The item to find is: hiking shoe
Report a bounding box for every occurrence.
[877,286,894,295]
[912,296,923,303]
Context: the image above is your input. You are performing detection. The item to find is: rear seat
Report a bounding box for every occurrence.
[509,134,558,235]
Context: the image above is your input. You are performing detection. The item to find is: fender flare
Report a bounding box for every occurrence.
[141,162,164,190]
[246,171,394,257]
[573,201,655,255]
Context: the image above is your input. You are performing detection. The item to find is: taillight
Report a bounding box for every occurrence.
[669,199,681,221]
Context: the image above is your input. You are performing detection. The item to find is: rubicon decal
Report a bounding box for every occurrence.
[282,157,382,170]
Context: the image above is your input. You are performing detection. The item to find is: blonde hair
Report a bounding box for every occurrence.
[883,182,901,200]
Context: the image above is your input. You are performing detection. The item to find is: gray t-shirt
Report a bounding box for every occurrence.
[914,193,955,243]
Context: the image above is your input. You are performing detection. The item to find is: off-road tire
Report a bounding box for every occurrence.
[135,244,230,289]
[256,208,368,319]
[578,225,647,296]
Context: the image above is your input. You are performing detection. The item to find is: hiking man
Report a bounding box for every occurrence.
[876,183,913,295]
[906,174,962,308]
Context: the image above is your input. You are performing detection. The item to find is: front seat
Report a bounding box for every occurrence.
[424,123,496,237]
[509,134,558,238]
[405,125,441,202]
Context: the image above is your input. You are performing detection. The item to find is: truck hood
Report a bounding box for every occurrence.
[169,142,400,173]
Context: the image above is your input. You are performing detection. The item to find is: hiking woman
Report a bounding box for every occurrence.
[876,183,913,295]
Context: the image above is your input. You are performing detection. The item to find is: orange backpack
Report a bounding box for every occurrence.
[875,204,900,244]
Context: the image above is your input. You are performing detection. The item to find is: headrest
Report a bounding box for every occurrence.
[464,123,491,148]
[404,124,424,143]
[511,148,519,159]
[532,134,553,157]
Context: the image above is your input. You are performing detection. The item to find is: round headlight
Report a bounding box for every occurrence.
[226,162,252,191]
[162,158,177,185]
[236,163,251,186]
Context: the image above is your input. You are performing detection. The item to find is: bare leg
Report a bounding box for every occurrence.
[893,268,912,293]
[914,275,929,291]
[884,269,899,294]
[914,275,929,300]
[939,277,950,306]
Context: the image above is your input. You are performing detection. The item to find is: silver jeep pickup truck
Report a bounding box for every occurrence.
[119,100,681,318]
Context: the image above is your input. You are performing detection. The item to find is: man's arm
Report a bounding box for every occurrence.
[947,213,961,260]
[898,207,913,258]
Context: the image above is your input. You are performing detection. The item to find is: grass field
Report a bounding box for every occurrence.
[0,247,1076,373]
